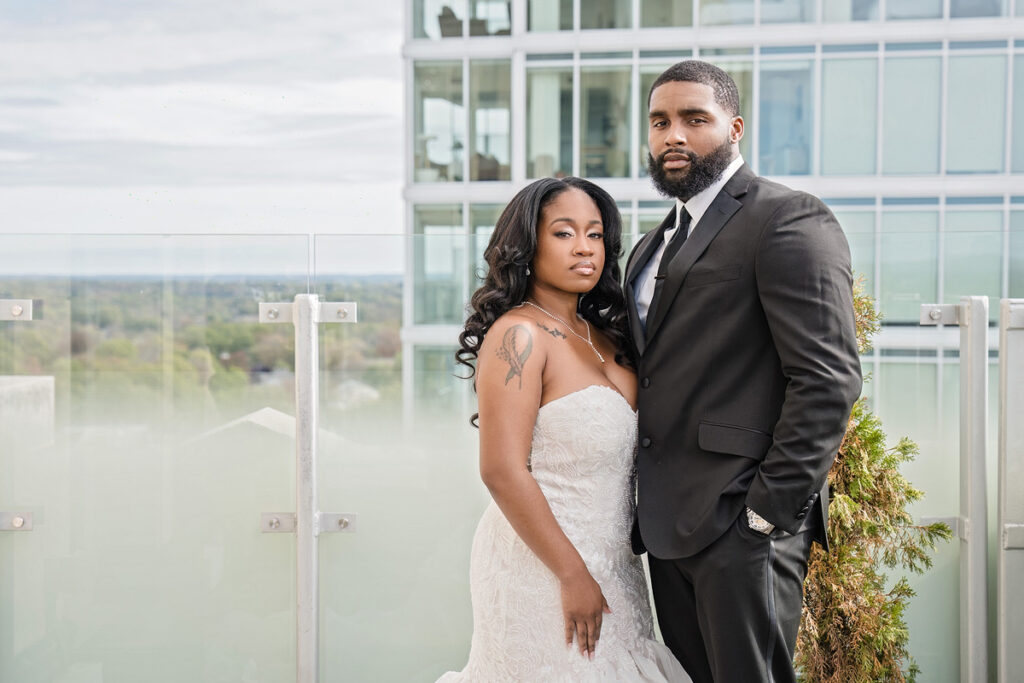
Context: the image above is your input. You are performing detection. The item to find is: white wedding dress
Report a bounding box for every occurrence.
[438,384,689,682]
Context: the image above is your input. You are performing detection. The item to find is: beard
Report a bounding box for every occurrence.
[648,136,735,202]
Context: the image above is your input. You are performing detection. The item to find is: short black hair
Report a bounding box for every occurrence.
[648,60,740,117]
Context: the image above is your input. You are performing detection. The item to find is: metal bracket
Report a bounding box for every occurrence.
[261,512,297,533]
[259,302,357,324]
[922,515,968,540]
[1004,524,1024,550]
[0,511,33,531]
[920,303,961,326]
[0,299,36,322]
[1007,303,1024,330]
[318,512,358,535]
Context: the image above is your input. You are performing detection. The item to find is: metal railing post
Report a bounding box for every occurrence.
[998,299,1024,683]
[920,296,989,683]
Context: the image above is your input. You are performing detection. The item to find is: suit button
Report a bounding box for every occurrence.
[641,437,652,448]
[641,377,650,388]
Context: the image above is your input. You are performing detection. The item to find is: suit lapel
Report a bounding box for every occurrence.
[644,165,755,343]
[624,210,674,356]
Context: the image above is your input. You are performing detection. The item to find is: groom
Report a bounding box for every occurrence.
[625,61,862,682]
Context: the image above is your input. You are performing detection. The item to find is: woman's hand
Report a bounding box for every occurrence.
[560,568,611,658]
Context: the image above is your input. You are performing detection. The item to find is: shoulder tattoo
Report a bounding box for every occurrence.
[536,321,567,339]
[495,324,533,389]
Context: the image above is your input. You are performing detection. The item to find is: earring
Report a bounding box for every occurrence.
[526,265,531,276]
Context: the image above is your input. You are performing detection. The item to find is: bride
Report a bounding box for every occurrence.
[438,177,688,682]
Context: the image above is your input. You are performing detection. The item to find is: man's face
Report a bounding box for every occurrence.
[647,80,743,201]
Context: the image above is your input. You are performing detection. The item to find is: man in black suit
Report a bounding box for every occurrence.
[625,61,862,682]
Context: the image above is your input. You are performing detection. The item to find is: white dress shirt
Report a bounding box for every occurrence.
[634,155,745,328]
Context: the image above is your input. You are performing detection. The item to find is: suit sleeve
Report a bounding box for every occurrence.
[745,192,863,535]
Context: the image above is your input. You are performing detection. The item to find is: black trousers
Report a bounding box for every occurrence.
[647,512,816,683]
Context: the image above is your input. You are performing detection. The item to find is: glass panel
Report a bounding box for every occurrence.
[700,0,755,25]
[469,0,511,35]
[880,211,939,323]
[414,61,465,182]
[950,0,1005,17]
[581,67,632,178]
[1014,56,1024,173]
[641,0,694,26]
[834,210,876,296]
[0,234,307,682]
[758,60,812,175]
[944,212,1002,323]
[760,0,816,22]
[528,0,573,30]
[886,0,942,18]
[1012,210,1024,298]
[639,213,671,234]
[824,0,879,20]
[413,205,465,324]
[946,55,1007,174]
[581,0,633,28]
[470,204,504,286]
[883,57,941,174]
[821,58,877,175]
[415,0,467,38]
[470,60,511,181]
[527,68,573,178]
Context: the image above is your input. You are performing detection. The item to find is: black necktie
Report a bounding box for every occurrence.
[646,208,691,332]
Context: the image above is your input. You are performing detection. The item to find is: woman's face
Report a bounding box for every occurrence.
[531,187,605,295]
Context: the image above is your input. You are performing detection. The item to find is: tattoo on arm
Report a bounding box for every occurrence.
[536,322,567,339]
[495,324,533,389]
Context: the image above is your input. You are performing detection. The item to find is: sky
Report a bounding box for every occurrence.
[0,0,405,273]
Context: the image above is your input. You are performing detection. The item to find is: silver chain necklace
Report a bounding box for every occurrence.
[522,300,605,363]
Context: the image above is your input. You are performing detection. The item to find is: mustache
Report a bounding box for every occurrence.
[656,148,697,165]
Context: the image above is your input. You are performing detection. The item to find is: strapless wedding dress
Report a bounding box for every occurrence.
[438,385,689,682]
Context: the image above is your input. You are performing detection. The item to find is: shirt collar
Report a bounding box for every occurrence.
[675,154,745,233]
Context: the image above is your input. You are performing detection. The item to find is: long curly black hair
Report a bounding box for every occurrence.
[456,177,634,394]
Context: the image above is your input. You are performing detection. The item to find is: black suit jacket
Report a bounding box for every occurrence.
[626,164,862,559]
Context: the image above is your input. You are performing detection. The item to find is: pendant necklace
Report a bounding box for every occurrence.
[522,300,605,363]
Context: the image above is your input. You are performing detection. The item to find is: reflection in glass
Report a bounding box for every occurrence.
[471,204,503,286]
[581,0,632,29]
[469,0,511,35]
[528,0,572,30]
[641,0,693,26]
[527,68,573,178]
[821,58,877,175]
[758,60,811,175]
[760,0,815,22]
[950,0,1004,17]
[470,60,511,181]
[414,205,465,324]
[946,55,1006,174]
[581,67,632,178]
[943,212,1002,320]
[886,0,942,18]
[415,0,467,39]
[834,210,876,296]
[880,211,938,323]
[883,57,940,174]
[700,0,755,25]
[414,62,465,182]
[1014,56,1024,172]
[824,0,878,19]
[1012,211,1024,297]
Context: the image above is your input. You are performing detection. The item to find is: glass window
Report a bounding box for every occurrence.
[761,0,816,23]
[529,0,572,30]
[1011,211,1024,298]
[950,0,1005,17]
[470,60,511,181]
[1013,56,1024,172]
[414,0,467,39]
[824,0,879,20]
[414,62,465,182]
[821,58,877,175]
[581,67,632,178]
[527,68,573,178]
[880,210,938,323]
[700,0,755,25]
[833,210,876,296]
[638,67,664,179]
[944,211,1002,321]
[758,60,812,175]
[581,0,632,29]
[947,55,1007,174]
[470,204,503,286]
[469,0,511,35]
[886,0,942,18]
[414,346,465,416]
[413,205,464,324]
[639,213,670,234]
[641,0,694,26]
[882,57,940,174]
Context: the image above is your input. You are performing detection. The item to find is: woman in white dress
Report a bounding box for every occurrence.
[439,177,688,682]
